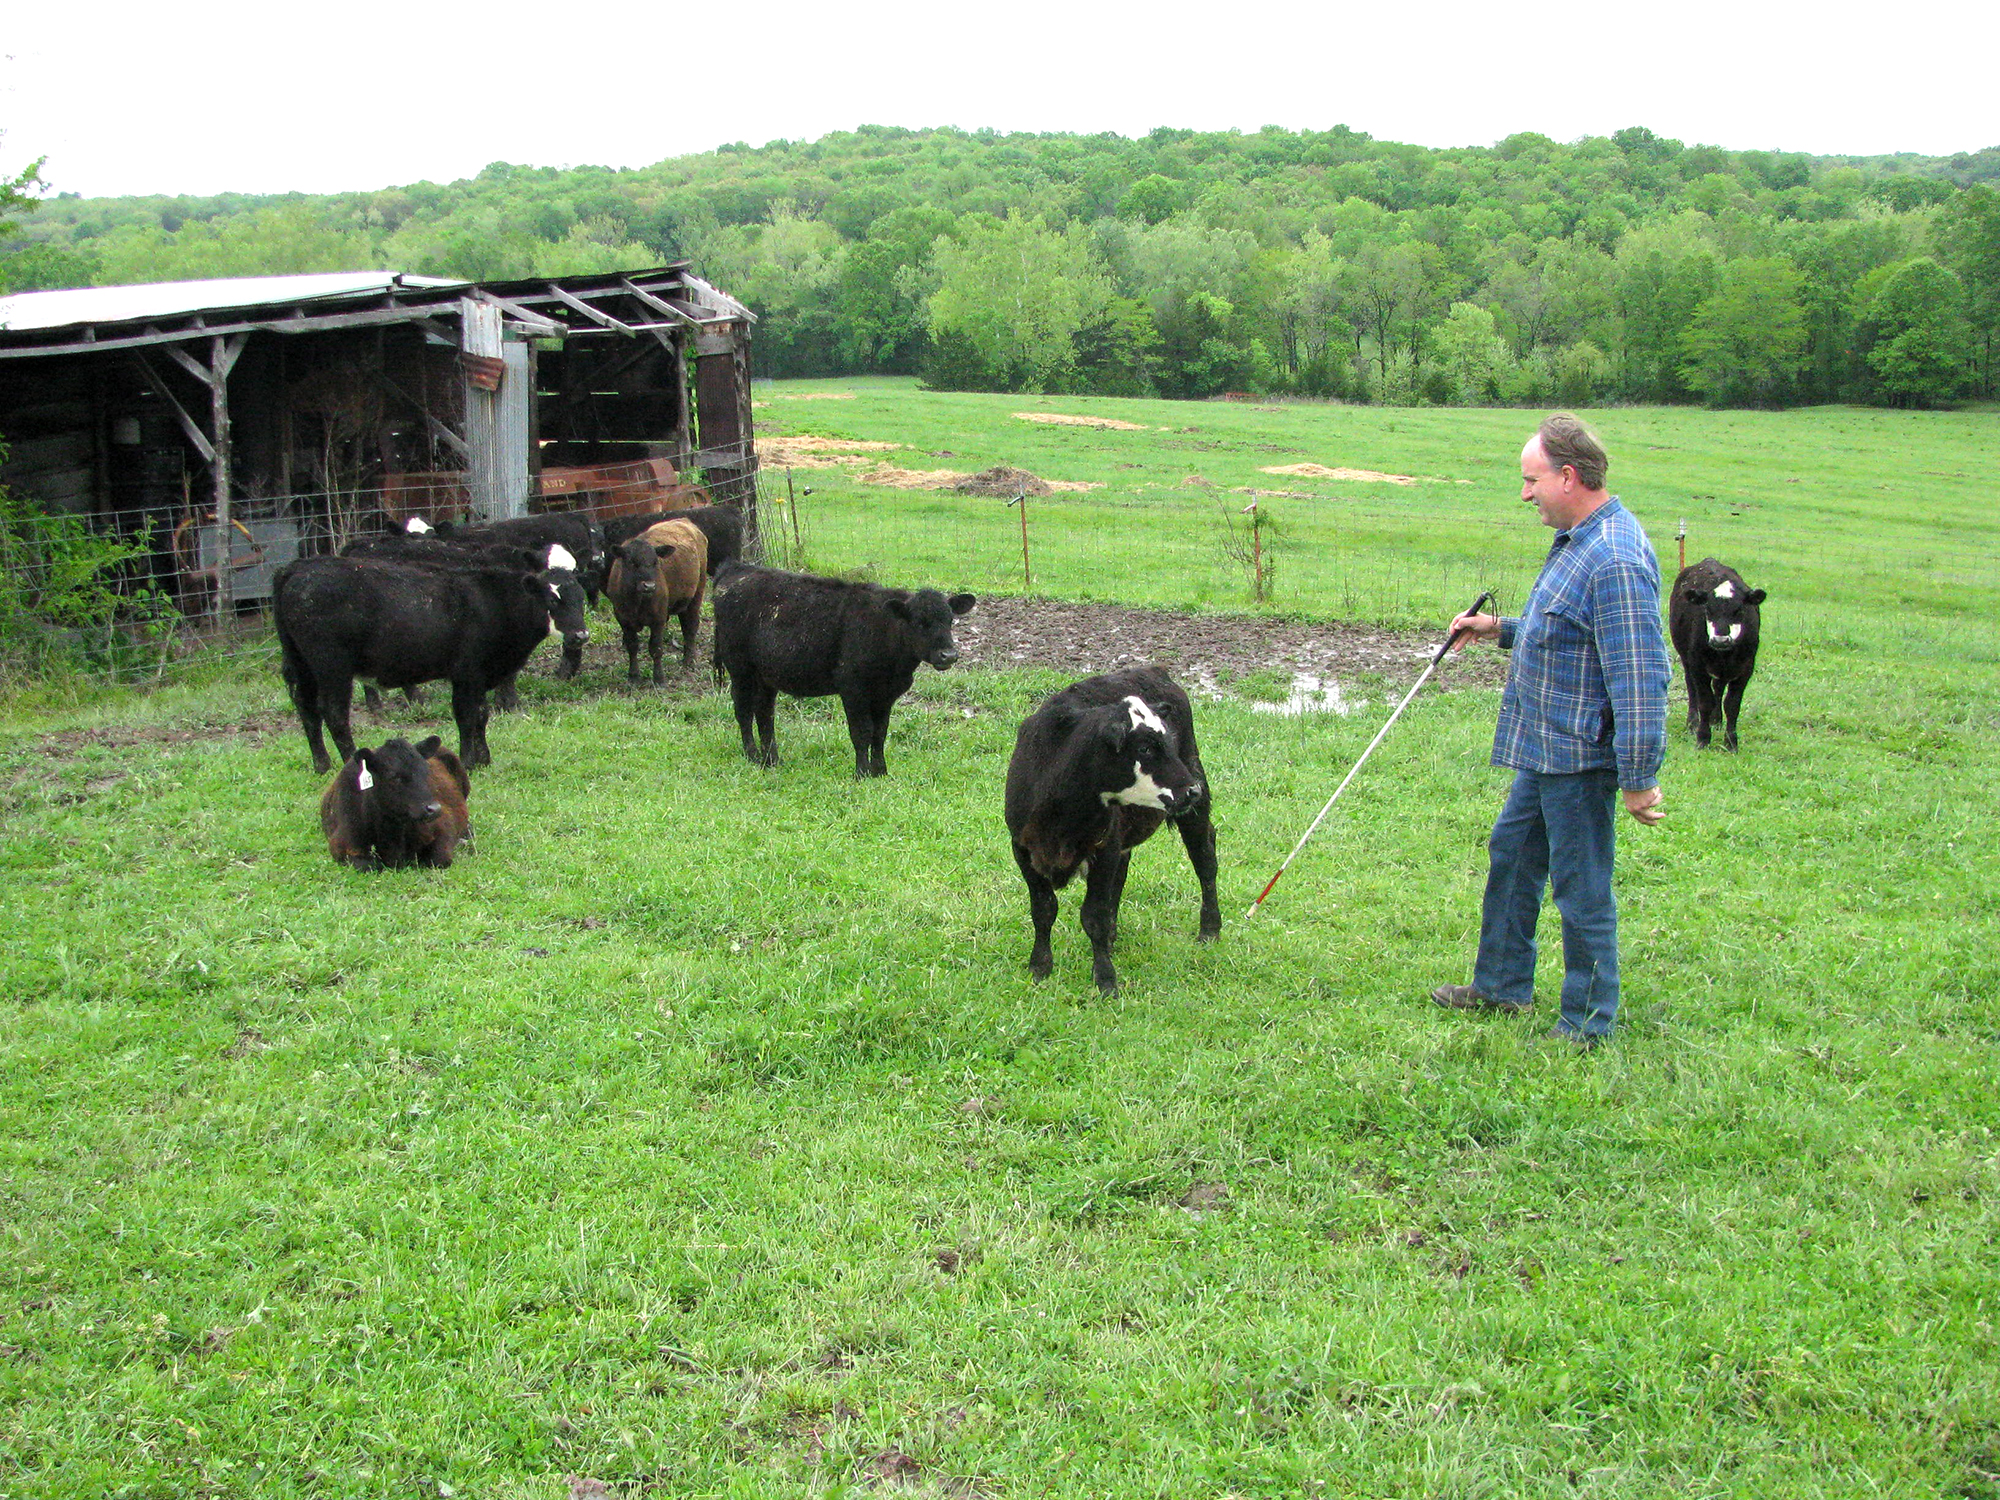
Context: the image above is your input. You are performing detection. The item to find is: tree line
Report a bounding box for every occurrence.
[3,124,1997,409]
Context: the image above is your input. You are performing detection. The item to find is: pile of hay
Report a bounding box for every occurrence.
[1259,463,1422,484]
[1013,412,1149,431]
[954,466,1053,497]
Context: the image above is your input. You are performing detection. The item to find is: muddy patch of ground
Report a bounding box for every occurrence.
[24,713,292,760]
[949,597,1505,697]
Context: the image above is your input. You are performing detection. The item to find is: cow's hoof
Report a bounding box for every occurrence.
[1197,924,1220,943]
[1096,978,1120,997]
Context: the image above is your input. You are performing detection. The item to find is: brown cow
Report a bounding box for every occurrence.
[606,518,708,682]
[320,735,472,870]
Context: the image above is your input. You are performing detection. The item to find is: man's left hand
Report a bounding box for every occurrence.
[1623,786,1664,825]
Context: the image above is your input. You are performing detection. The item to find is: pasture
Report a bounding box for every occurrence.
[2,388,1997,1498]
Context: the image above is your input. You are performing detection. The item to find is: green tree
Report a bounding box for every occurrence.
[1679,257,1809,406]
[924,216,1108,392]
[1856,258,1972,407]
[1936,184,2000,394]
[1118,174,1187,225]
[1431,301,1508,403]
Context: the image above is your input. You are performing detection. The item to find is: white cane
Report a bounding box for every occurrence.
[1246,590,1493,919]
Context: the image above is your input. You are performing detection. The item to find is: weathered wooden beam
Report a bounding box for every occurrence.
[545,283,636,335]
[618,278,700,327]
[364,365,470,461]
[471,290,563,337]
[129,351,215,463]
[211,334,236,619]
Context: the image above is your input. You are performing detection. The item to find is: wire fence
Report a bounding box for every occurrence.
[749,467,2000,667]
[4,462,1996,685]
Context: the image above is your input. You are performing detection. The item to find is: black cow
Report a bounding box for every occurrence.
[1669,557,1766,751]
[344,534,588,699]
[319,735,472,870]
[603,505,744,578]
[274,554,588,772]
[426,512,607,606]
[1004,666,1220,995]
[711,563,974,776]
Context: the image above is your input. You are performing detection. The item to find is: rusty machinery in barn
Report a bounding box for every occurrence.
[0,268,757,616]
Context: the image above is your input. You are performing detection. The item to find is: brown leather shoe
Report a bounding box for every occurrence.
[1431,983,1532,1015]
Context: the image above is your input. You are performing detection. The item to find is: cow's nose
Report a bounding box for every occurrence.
[931,648,959,668]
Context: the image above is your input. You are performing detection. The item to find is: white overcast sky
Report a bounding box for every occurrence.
[3,0,1994,200]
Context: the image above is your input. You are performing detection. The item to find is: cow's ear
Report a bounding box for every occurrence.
[523,575,547,599]
[413,735,442,758]
[949,592,976,616]
[1680,585,1704,604]
[1746,588,1766,605]
[886,598,912,621]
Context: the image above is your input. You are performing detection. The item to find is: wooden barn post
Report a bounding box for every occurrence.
[208,334,246,620]
[461,299,509,521]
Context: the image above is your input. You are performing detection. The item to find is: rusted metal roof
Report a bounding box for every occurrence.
[0,272,466,333]
[0,266,750,360]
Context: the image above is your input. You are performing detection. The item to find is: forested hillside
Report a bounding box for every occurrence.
[4,125,1997,408]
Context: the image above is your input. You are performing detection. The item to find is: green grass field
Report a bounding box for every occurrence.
[2,388,1997,1498]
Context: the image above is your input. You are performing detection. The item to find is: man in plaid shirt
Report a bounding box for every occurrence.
[1431,414,1669,1047]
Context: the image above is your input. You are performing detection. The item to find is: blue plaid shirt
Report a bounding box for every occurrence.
[1493,497,1669,790]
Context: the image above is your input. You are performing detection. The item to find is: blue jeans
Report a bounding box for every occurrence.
[1473,768,1622,1038]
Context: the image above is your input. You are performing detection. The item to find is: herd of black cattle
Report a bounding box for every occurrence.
[272,503,1762,993]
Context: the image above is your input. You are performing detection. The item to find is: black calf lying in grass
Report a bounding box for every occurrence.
[320,736,472,870]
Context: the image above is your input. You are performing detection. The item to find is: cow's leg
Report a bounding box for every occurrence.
[285,655,334,773]
[555,642,581,681]
[1177,806,1222,942]
[1721,675,1748,752]
[1012,842,1059,981]
[1680,660,1700,733]
[361,682,386,714]
[320,677,359,771]
[494,673,520,712]
[867,701,893,778]
[451,680,491,769]
[841,694,885,778]
[677,602,699,673]
[753,686,780,767]
[1692,672,1716,747]
[727,670,761,763]
[1080,852,1127,995]
[621,619,642,682]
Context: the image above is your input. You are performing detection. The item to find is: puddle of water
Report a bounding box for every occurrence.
[1249,672,1368,717]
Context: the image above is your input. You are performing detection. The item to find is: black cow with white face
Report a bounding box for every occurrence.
[1004,665,1221,995]
[1669,556,1766,751]
[710,563,975,777]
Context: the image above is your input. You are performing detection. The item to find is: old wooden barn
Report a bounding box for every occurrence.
[0,267,757,612]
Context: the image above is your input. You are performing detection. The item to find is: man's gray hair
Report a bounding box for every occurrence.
[1537,413,1609,490]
